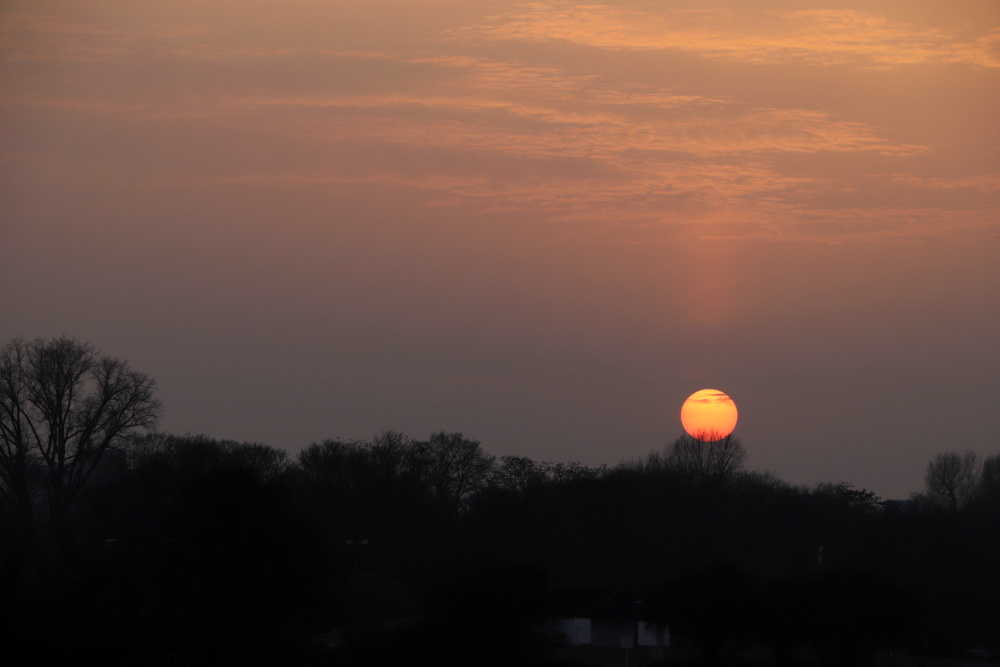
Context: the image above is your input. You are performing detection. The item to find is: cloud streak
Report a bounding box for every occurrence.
[461,4,1000,68]
[1,1,996,243]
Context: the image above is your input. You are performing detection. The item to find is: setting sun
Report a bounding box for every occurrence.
[681,389,738,442]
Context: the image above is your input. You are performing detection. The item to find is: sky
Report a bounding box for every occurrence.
[1,0,998,499]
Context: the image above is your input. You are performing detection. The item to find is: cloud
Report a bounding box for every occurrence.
[1,2,994,244]
[690,389,733,405]
[210,53,927,162]
[885,174,1000,192]
[460,4,1000,68]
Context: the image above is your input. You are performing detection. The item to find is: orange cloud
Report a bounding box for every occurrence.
[2,2,993,244]
[462,4,1000,68]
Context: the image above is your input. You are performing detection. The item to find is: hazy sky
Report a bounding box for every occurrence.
[2,0,998,498]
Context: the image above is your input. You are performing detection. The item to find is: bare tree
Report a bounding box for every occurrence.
[924,450,979,513]
[297,438,367,490]
[420,432,495,515]
[369,430,423,482]
[122,431,177,470]
[814,481,883,513]
[542,460,603,483]
[224,441,289,480]
[494,455,547,495]
[980,453,1000,495]
[976,453,1000,516]
[0,337,159,541]
[663,433,748,484]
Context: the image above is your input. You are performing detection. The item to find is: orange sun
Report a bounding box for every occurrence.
[680,389,738,442]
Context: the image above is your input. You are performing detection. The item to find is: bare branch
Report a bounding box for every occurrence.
[0,337,160,539]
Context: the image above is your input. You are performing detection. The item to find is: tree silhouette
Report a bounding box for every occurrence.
[0,336,159,557]
[974,453,1000,519]
[72,434,329,665]
[923,450,979,513]
[4,366,999,665]
[494,455,548,495]
[420,431,495,516]
[646,433,748,488]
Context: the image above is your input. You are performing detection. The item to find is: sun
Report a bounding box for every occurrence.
[680,389,738,442]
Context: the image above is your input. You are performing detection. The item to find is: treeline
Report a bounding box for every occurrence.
[1,338,998,665]
[1,429,997,665]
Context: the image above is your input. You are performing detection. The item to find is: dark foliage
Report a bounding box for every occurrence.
[1,415,997,665]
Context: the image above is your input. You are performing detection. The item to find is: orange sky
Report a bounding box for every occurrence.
[1,0,998,498]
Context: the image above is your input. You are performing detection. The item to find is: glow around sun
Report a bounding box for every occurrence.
[680,389,738,442]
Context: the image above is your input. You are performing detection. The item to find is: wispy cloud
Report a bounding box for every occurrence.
[2,3,994,243]
[188,50,928,170]
[460,4,1000,68]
